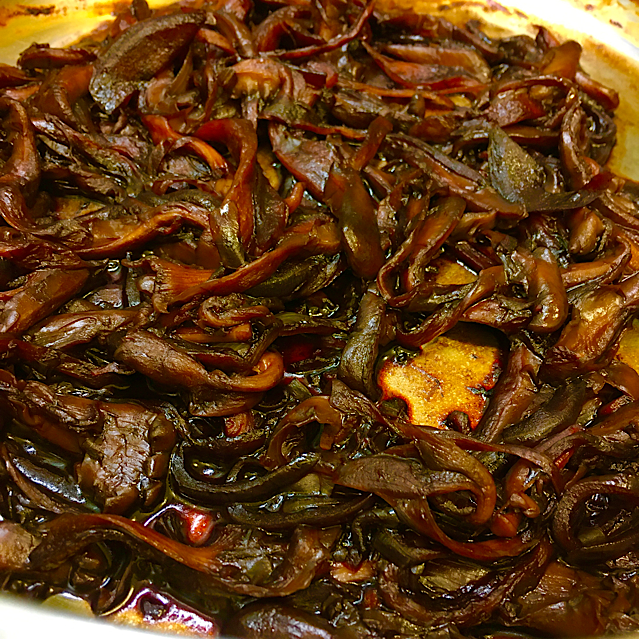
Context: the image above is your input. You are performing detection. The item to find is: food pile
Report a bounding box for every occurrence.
[1,0,639,636]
